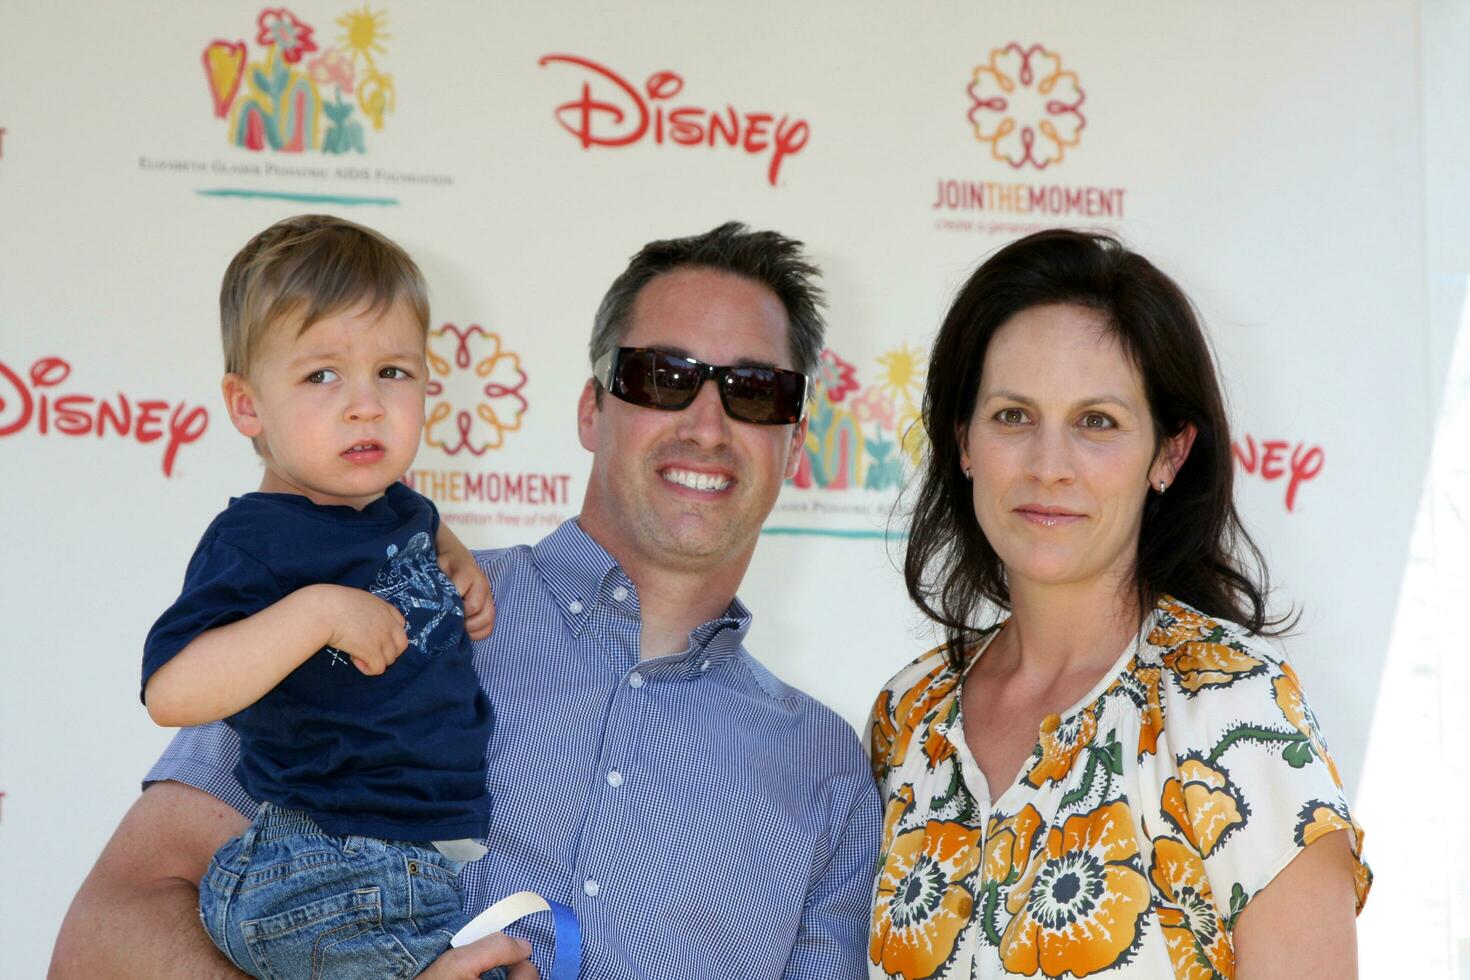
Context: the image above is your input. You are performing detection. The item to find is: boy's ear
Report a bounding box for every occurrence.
[222,373,263,439]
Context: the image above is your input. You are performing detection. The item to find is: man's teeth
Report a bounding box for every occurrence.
[348,443,378,451]
[662,468,731,492]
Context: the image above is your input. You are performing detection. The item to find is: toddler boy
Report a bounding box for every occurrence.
[141,215,497,979]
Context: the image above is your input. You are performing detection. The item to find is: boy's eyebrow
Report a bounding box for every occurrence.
[285,346,426,366]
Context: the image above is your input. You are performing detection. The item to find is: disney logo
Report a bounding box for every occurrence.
[538,54,810,186]
[0,356,208,476]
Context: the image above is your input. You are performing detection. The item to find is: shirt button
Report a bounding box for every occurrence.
[583,879,600,897]
[612,586,629,602]
[699,659,711,672]
[568,600,583,615]
[606,770,623,787]
[628,672,645,689]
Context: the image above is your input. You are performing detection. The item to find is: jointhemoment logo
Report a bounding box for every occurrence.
[203,6,395,155]
[933,42,1123,237]
[967,43,1085,170]
[424,325,528,456]
[404,324,572,531]
[538,54,810,186]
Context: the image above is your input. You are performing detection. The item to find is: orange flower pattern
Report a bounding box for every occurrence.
[871,816,984,978]
[868,596,1371,979]
[1149,837,1232,979]
[1159,756,1247,857]
[1273,662,1344,787]
[999,800,1151,977]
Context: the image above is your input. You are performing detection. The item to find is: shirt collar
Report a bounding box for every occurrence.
[530,519,753,666]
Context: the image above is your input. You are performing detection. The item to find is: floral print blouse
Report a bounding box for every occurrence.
[867,597,1370,979]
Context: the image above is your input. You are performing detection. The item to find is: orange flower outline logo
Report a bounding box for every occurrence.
[967,43,1086,170]
[423,323,528,456]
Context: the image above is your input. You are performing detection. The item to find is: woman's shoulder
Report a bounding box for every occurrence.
[868,639,975,780]
[1143,595,1293,707]
[1138,597,1370,915]
[878,641,961,699]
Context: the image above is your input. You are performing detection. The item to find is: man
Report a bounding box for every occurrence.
[51,222,882,979]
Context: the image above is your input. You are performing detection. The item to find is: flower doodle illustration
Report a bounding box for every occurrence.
[967,43,1086,170]
[424,324,529,457]
[790,344,928,491]
[201,5,394,153]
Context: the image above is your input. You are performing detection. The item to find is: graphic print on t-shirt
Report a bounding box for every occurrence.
[370,532,463,657]
[323,532,464,666]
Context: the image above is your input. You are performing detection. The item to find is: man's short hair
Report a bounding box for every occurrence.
[220,214,430,377]
[589,222,826,379]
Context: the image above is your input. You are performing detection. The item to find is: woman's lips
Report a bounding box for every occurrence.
[1014,507,1085,527]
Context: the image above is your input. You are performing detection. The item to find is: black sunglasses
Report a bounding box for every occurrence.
[593,347,810,425]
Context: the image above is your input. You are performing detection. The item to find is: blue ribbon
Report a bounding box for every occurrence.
[543,899,582,980]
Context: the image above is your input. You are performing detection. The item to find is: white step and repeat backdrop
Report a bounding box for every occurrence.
[0,1,1435,974]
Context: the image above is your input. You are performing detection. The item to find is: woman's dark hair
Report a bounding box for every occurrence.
[904,229,1285,667]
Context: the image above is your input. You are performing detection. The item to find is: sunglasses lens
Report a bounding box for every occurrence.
[722,368,805,424]
[617,350,700,409]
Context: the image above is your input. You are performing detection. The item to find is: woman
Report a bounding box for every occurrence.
[868,231,1369,979]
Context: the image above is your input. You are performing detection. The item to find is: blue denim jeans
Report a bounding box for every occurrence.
[199,803,495,980]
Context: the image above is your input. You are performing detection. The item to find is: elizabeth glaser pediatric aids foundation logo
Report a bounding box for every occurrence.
[967,43,1086,170]
[203,6,396,154]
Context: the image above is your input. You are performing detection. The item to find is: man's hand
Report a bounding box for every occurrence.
[435,527,495,641]
[420,934,538,979]
[313,583,409,676]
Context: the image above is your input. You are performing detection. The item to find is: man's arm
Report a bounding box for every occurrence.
[50,781,538,980]
[49,781,250,978]
[145,583,408,727]
[784,769,883,980]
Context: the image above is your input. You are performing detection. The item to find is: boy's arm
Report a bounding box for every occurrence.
[144,583,409,728]
[435,524,495,640]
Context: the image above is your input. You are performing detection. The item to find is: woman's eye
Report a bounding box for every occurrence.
[305,369,338,384]
[1080,412,1115,430]
[995,407,1028,424]
[380,366,411,380]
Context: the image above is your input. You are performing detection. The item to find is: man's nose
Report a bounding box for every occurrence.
[675,377,732,446]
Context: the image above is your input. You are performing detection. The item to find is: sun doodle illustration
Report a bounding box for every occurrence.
[876,343,923,407]
[337,5,390,67]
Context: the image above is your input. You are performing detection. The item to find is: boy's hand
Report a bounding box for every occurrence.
[314,584,409,676]
[436,527,496,642]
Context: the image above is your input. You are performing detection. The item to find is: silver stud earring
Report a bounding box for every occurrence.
[963,466,972,481]
[1158,479,1167,493]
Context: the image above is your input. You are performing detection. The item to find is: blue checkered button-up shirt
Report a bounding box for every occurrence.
[146,519,882,979]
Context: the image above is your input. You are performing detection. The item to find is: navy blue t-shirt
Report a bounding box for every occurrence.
[142,483,493,841]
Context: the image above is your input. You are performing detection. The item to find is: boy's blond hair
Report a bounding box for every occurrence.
[220,215,431,377]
